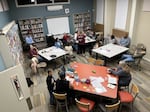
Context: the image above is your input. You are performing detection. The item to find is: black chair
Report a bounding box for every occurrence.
[46,35,55,47]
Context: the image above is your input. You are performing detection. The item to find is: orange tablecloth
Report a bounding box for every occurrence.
[69,62,118,99]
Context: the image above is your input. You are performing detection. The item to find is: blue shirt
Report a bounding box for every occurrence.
[25,36,34,44]
[119,37,130,47]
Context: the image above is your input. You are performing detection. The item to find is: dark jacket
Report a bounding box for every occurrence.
[46,75,55,92]
[110,67,132,86]
[55,79,69,94]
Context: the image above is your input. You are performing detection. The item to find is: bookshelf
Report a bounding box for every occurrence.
[18,18,45,45]
[73,12,91,32]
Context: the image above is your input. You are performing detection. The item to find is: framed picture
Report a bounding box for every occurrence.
[11,75,24,100]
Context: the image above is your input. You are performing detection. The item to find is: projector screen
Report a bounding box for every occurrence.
[46,16,70,35]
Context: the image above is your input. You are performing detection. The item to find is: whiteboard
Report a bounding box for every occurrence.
[96,0,104,24]
[46,16,70,35]
[114,0,128,30]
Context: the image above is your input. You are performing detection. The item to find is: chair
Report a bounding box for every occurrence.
[127,43,146,71]
[37,62,47,73]
[53,92,69,112]
[87,57,96,65]
[119,83,139,112]
[75,98,95,112]
[98,100,120,112]
[128,44,137,55]
[95,59,105,66]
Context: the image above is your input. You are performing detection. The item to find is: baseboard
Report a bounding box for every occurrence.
[143,57,150,63]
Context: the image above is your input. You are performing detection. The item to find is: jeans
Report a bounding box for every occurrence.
[121,54,134,62]
[49,91,55,105]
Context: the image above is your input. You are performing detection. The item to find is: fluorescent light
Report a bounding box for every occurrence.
[31,0,35,2]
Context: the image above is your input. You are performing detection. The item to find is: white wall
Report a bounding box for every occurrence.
[0,64,30,112]
[0,35,14,68]
[96,0,104,24]
[114,0,129,30]
[133,0,150,61]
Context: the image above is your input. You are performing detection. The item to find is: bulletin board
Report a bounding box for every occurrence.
[46,16,70,35]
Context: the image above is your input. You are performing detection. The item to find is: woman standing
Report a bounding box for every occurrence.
[77,31,86,55]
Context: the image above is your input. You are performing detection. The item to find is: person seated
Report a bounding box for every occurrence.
[86,27,94,38]
[30,57,38,74]
[54,38,63,49]
[108,61,132,87]
[29,44,44,62]
[25,33,34,45]
[64,42,73,56]
[55,70,74,96]
[46,35,55,47]
[62,33,70,46]
[121,44,146,62]
[109,35,117,44]
[119,34,130,47]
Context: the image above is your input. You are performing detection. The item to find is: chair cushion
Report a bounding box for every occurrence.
[79,98,95,112]
[37,62,47,68]
[119,91,133,103]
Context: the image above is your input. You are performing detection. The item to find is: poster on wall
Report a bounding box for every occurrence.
[6,24,24,65]
[11,75,24,100]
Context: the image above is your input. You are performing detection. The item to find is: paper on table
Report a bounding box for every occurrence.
[90,76,104,83]
[90,78,107,93]
[107,83,116,89]
[108,75,117,84]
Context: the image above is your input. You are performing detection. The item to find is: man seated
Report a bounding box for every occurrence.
[119,34,130,47]
[54,38,63,49]
[109,35,117,44]
[25,33,34,45]
[108,61,132,87]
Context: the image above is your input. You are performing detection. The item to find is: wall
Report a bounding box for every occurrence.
[7,0,93,35]
[0,11,11,29]
[133,0,150,61]
[104,0,116,36]
[0,64,30,112]
[0,54,6,71]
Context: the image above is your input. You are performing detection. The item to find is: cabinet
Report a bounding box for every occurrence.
[73,12,91,32]
[18,18,45,44]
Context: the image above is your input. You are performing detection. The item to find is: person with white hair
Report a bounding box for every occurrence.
[108,61,132,87]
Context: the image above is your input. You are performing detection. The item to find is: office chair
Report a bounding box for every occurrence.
[119,83,139,112]
[53,92,69,112]
[75,98,95,112]
[98,100,120,112]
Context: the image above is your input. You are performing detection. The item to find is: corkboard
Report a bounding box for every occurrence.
[112,29,128,38]
[93,23,104,33]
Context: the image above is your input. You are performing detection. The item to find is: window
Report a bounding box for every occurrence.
[15,0,70,7]
[17,0,35,5]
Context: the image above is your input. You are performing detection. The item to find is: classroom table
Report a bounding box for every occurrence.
[38,46,68,64]
[67,62,118,99]
[92,43,128,58]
